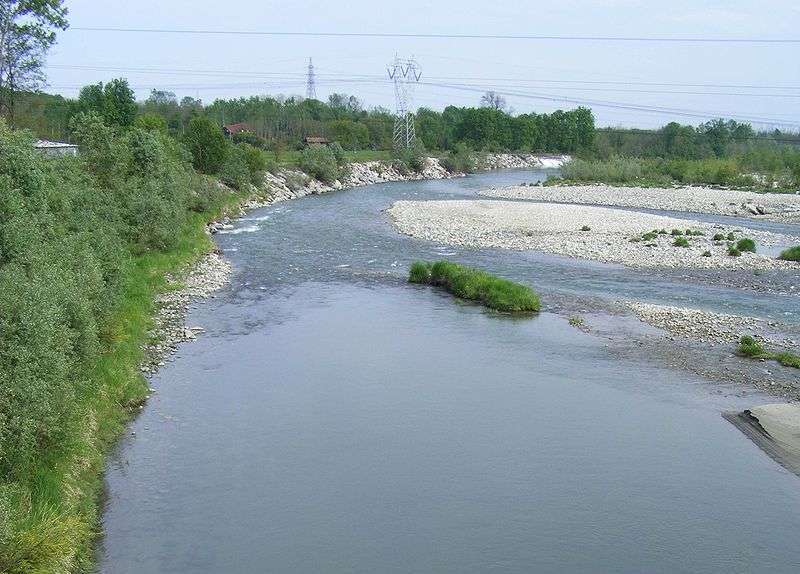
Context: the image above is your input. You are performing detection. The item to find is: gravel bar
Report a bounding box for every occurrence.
[387,199,797,270]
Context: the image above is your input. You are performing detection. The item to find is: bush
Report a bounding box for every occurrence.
[440,143,476,174]
[673,237,689,247]
[299,146,341,183]
[702,250,712,257]
[736,238,756,253]
[580,225,591,232]
[728,246,742,257]
[219,145,251,191]
[183,116,228,174]
[712,233,725,241]
[238,143,268,185]
[393,143,427,174]
[671,229,683,236]
[409,260,540,313]
[778,246,800,261]
[738,335,765,357]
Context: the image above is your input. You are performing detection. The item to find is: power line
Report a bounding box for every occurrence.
[69,27,800,44]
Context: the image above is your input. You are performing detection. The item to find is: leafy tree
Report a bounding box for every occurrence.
[77,79,137,127]
[326,118,369,150]
[183,115,228,174]
[0,0,69,121]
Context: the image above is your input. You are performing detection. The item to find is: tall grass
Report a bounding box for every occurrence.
[778,246,800,262]
[409,260,540,313]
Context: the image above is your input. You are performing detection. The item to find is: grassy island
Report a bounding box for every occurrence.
[409,260,540,313]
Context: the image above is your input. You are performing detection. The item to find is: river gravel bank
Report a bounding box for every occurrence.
[387,199,796,270]
[480,183,800,218]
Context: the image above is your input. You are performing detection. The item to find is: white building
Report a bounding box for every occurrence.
[34,140,79,157]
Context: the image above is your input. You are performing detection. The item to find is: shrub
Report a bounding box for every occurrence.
[776,352,800,368]
[641,231,657,241]
[712,233,725,241]
[409,260,540,313]
[673,236,689,247]
[738,335,765,357]
[727,232,735,241]
[183,116,229,174]
[702,250,712,257]
[778,246,800,261]
[440,143,476,173]
[393,143,427,174]
[671,229,683,236]
[728,246,742,257]
[580,225,591,232]
[299,146,341,183]
[736,238,756,253]
[238,143,268,185]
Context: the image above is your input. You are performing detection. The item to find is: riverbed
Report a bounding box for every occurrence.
[98,170,800,573]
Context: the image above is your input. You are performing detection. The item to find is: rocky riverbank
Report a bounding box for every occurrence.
[480,183,800,219]
[387,199,797,270]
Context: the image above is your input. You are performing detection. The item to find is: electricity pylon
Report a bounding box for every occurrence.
[306,58,317,100]
[387,56,421,149]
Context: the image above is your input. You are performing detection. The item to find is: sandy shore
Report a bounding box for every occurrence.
[480,183,800,218]
[724,404,800,477]
[387,199,796,270]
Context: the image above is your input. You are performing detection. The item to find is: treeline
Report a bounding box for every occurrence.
[10,80,596,154]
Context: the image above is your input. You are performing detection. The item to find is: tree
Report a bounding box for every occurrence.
[0,0,69,121]
[480,91,508,112]
[183,115,228,174]
[77,78,137,127]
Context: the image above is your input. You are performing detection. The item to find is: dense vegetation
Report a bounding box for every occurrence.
[550,120,800,190]
[0,109,259,571]
[409,261,541,313]
[11,86,596,157]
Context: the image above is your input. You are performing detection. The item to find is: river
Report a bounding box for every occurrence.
[98,169,800,573]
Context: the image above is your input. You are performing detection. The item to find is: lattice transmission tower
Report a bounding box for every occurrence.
[387,56,421,149]
[306,57,317,100]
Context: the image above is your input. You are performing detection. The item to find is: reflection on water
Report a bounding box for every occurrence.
[99,171,800,573]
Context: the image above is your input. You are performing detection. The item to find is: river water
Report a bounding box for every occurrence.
[98,170,800,573]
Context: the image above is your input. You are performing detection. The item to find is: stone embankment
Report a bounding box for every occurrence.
[387,199,796,270]
[480,183,800,218]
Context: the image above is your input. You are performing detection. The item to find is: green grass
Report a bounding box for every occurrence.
[737,335,800,369]
[778,246,800,261]
[673,236,690,247]
[736,238,756,253]
[0,197,243,574]
[728,245,742,257]
[409,260,540,313]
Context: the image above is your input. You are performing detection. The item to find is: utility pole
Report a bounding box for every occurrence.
[387,55,421,149]
[306,57,317,100]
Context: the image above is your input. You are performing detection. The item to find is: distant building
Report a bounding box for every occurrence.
[222,122,254,137]
[34,140,78,157]
[303,136,329,148]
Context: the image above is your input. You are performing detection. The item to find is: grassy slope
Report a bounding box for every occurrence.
[2,195,243,573]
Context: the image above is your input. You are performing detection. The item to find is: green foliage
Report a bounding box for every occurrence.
[673,236,690,247]
[77,79,137,127]
[580,225,591,232]
[183,116,229,174]
[408,260,540,313]
[440,143,476,173]
[0,115,229,571]
[641,231,657,241]
[778,246,800,261]
[219,145,251,191]
[736,238,756,253]
[727,232,736,241]
[702,250,712,257]
[737,336,800,369]
[134,112,168,133]
[393,143,427,174]
[299,145,341,183]
[728,245,742,257]
[671,229,683,236]
[712,233,725,241]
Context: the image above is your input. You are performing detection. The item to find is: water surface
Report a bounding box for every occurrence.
[99,171,800,573]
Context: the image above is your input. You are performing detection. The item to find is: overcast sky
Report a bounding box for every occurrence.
[45,0,800,129]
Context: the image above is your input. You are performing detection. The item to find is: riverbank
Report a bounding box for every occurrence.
[387,199,796,270]
[480,183,800,219]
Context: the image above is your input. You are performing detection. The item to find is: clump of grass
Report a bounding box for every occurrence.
[712,233,725,241]
[580,225,591,232]
[738,335,765,357]
[408,260,540,313]
[778,246,800,261]
[640,231,658,241]
[673,236,690,247]
[568,316,584,327]
[727,245,742,257]
[727,232,736,241]
[736,238,756,253]
[657,229,668,235]
[671,229,683,236]
[685,229,705,236]
[736,335,800,369]
[702,250,712,257]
